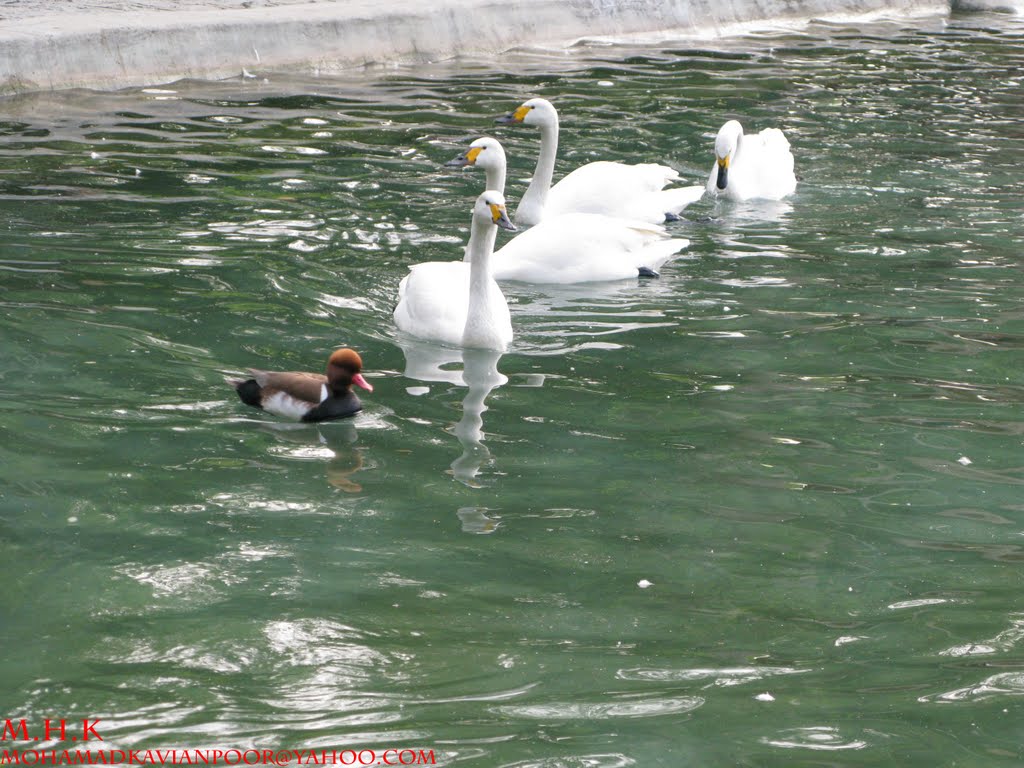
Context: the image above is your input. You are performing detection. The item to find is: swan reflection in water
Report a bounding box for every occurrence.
[397,342,508,487]
[449,348,507,486]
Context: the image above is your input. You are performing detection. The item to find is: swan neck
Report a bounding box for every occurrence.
[485,163,506,196]
[466,215,497,314]
[518,120,558,224]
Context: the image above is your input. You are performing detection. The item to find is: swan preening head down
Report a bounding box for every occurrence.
[707,119,797,202]
[713,120,743,191]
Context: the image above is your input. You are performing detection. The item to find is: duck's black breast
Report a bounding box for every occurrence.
[301,392,362,423]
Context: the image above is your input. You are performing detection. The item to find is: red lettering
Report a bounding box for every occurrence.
[1,750,21,764]
[43,723,65,743]
[1,723,29,743]
[80,724,101,744]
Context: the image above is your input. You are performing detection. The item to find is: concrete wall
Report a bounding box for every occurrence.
[0,0,954,96]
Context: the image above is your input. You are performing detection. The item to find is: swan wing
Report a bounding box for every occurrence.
[622,185,706,221]
[747,128,797,200]
[393,261,471,347]
[547,161,701,223]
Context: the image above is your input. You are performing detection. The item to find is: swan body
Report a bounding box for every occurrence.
[492,213,689,283]
[446,137,690,283]
[496,98,704,226]
[393,191,515,350]
[707,120,796,201]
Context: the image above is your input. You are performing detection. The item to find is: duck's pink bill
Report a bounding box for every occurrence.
[353,373,373,392]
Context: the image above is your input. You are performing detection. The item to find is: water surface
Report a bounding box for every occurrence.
[2,10,1024,767]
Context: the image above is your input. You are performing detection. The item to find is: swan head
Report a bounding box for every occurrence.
[495,97,556,127]
[713,120,744,191]
[445,136,505,173]
[475,190,515,232]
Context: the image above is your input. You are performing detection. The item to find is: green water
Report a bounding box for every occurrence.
[2,10,1024,766]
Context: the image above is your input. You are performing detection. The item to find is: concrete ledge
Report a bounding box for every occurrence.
[0,0,950,95]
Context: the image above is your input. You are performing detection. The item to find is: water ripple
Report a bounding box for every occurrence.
[920,672,1024,703]
[616,666,808,686]
[762,726,869,751]
[494,694,704,720]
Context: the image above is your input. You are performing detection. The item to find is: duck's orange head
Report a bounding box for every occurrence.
[327,348,373,392]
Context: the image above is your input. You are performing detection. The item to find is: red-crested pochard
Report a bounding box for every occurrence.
[229,348,373,422]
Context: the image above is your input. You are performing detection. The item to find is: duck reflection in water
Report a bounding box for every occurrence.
[257,420,367,493]
[397,342,508,487]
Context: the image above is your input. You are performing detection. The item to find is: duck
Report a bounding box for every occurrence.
[495,98,704,227]
[445,137,690,283]
[393,190,515,350]
[229,347,373,422]
[707,120,797,201]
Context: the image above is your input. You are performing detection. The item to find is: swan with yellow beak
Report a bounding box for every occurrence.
[495,97,704,226]
[393,191,516,351]
[707,119,797,202]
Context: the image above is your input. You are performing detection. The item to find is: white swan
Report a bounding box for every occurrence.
[496,98,705,227]
[446,137,690,283]
[446,136,506,196]
[393,191,515,350]
[707,120,797,201]
[492,213,687,283]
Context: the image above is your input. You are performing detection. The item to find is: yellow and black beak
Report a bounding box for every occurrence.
[496,104,531,125]
[715,154,730,190]
[445,145,482,168]
[489,203,516,231]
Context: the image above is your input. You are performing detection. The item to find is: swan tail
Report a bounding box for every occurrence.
[656,185,706,215]
[614,218,668,240]
[637,238,690,273]
[757,128,791,152]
